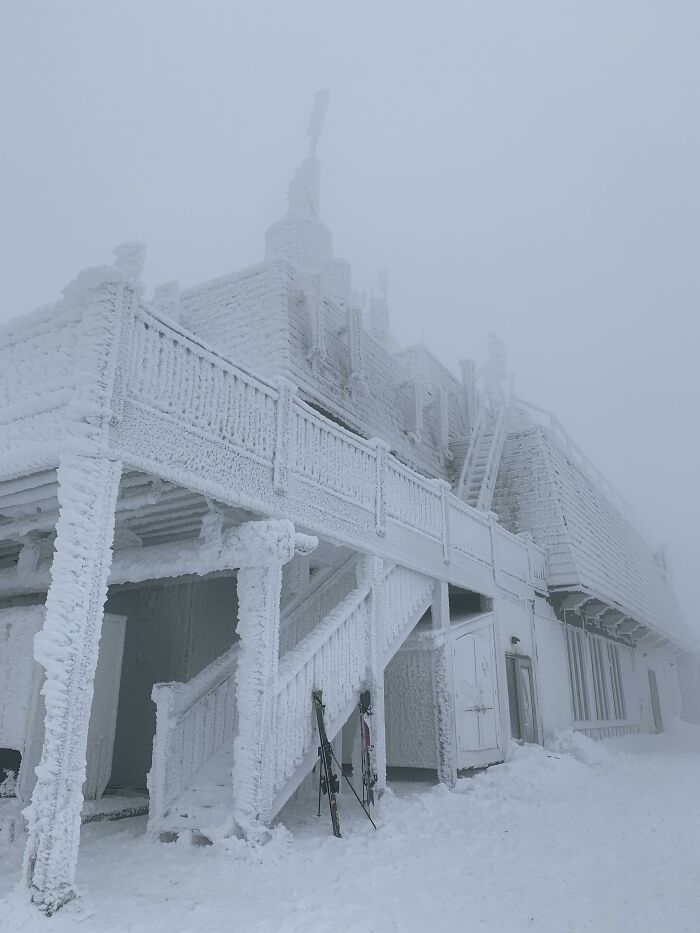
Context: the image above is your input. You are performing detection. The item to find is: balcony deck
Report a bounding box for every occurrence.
[0,288,547,602]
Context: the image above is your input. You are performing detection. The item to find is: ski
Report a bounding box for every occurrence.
[312,689,341,838]
[359,689,377,809]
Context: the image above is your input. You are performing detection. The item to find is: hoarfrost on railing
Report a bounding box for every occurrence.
[274,586,369,791]
[125,304,547,596]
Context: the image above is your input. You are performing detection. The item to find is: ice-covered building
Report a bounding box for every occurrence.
[1,93,698,914]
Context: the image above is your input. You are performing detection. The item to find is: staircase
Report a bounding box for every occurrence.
[147,557,433,839]
[456,402,509,511]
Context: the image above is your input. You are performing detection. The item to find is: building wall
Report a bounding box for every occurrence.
[288,294,448,476]
[181,261,295,380]
[385,646,438,769]
[677,654,700,724]
[532,601,573,737]
[494,427,690,647]
[179,258,468,479]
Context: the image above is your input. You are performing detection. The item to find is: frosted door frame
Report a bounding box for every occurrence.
[648,669,664,734]
[452,616,502,769]
[505,654,538,744]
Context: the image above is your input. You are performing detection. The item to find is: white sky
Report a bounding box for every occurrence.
[1,1,698,619]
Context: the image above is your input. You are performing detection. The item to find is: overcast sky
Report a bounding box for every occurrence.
[1,2,698,619]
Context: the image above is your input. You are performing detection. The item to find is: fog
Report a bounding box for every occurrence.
[1,2,698,620]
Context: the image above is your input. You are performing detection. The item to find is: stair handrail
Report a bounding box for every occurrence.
[272,560,431,812]
[148,644,239,832]
[277,583,372,692]
[456,403,487,498]
[279,555,358,654]
[476,401,510,512]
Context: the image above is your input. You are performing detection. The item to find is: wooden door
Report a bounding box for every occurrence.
[453,623,501,769]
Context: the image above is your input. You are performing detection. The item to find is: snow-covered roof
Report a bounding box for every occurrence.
[492,424,693,648]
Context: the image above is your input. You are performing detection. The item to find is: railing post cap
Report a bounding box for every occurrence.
[518,532,534,543]
[275,375,298,395]
[432,478,452,491]
[368,437,391,451]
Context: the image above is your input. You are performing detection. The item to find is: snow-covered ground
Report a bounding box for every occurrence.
[2,723,700,933]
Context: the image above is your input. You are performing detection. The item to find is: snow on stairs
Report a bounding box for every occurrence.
[147,555,359,838]
[147,559,433,840]
[457,402,510,511]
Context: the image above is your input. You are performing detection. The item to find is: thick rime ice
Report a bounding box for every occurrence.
[232,561,283,840]
[22,455,121,915]
[430,581,458,785]
[0,94,696,921]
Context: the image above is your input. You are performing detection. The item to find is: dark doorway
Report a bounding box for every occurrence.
[505,655,537,744]
[0,748,21,796]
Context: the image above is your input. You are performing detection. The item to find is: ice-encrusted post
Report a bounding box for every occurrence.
[273,377,297,495]
[460,359,478,433]
[369,439,390,537]
[434,478,452,564]
[304,273,326,373]
[431,580,457,787]
[360,555,388,794]
[488,511,502,588]
[231,520,306,841]
[347,304,365,399]
[23,454,121,915]
[439,387,450,457]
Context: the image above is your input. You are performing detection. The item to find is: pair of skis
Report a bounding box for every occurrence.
[312,689,377,836]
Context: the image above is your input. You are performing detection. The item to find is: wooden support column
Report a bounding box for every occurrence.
[361,555,388,794]
[231,520,299,842]
[23,454,121,915]
[431,580,458,787]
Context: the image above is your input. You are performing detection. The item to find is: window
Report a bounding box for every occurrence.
[590,637,610,720]
[606,642,627,720]
[566,627,590,721]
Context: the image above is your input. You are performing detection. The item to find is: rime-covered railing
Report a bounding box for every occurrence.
[148,645,239,833]
[279,556,358,655]
[272,561,433,810]
[274,586,370,800]
[526,539,548,592]
[377,565,435,659]
[123,305,547,594]
[493,525,531,585]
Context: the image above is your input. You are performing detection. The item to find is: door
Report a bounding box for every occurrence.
[648,669,664,734]
[505,655,537,744]
[453,624,501,769]
[516,658,537,743]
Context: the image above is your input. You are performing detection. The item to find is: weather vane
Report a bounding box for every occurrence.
[307,89,330,157]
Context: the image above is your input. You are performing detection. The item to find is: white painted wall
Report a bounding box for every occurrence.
[532,602,572,738]
[385,645,437,770]
[677,654,700,724]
